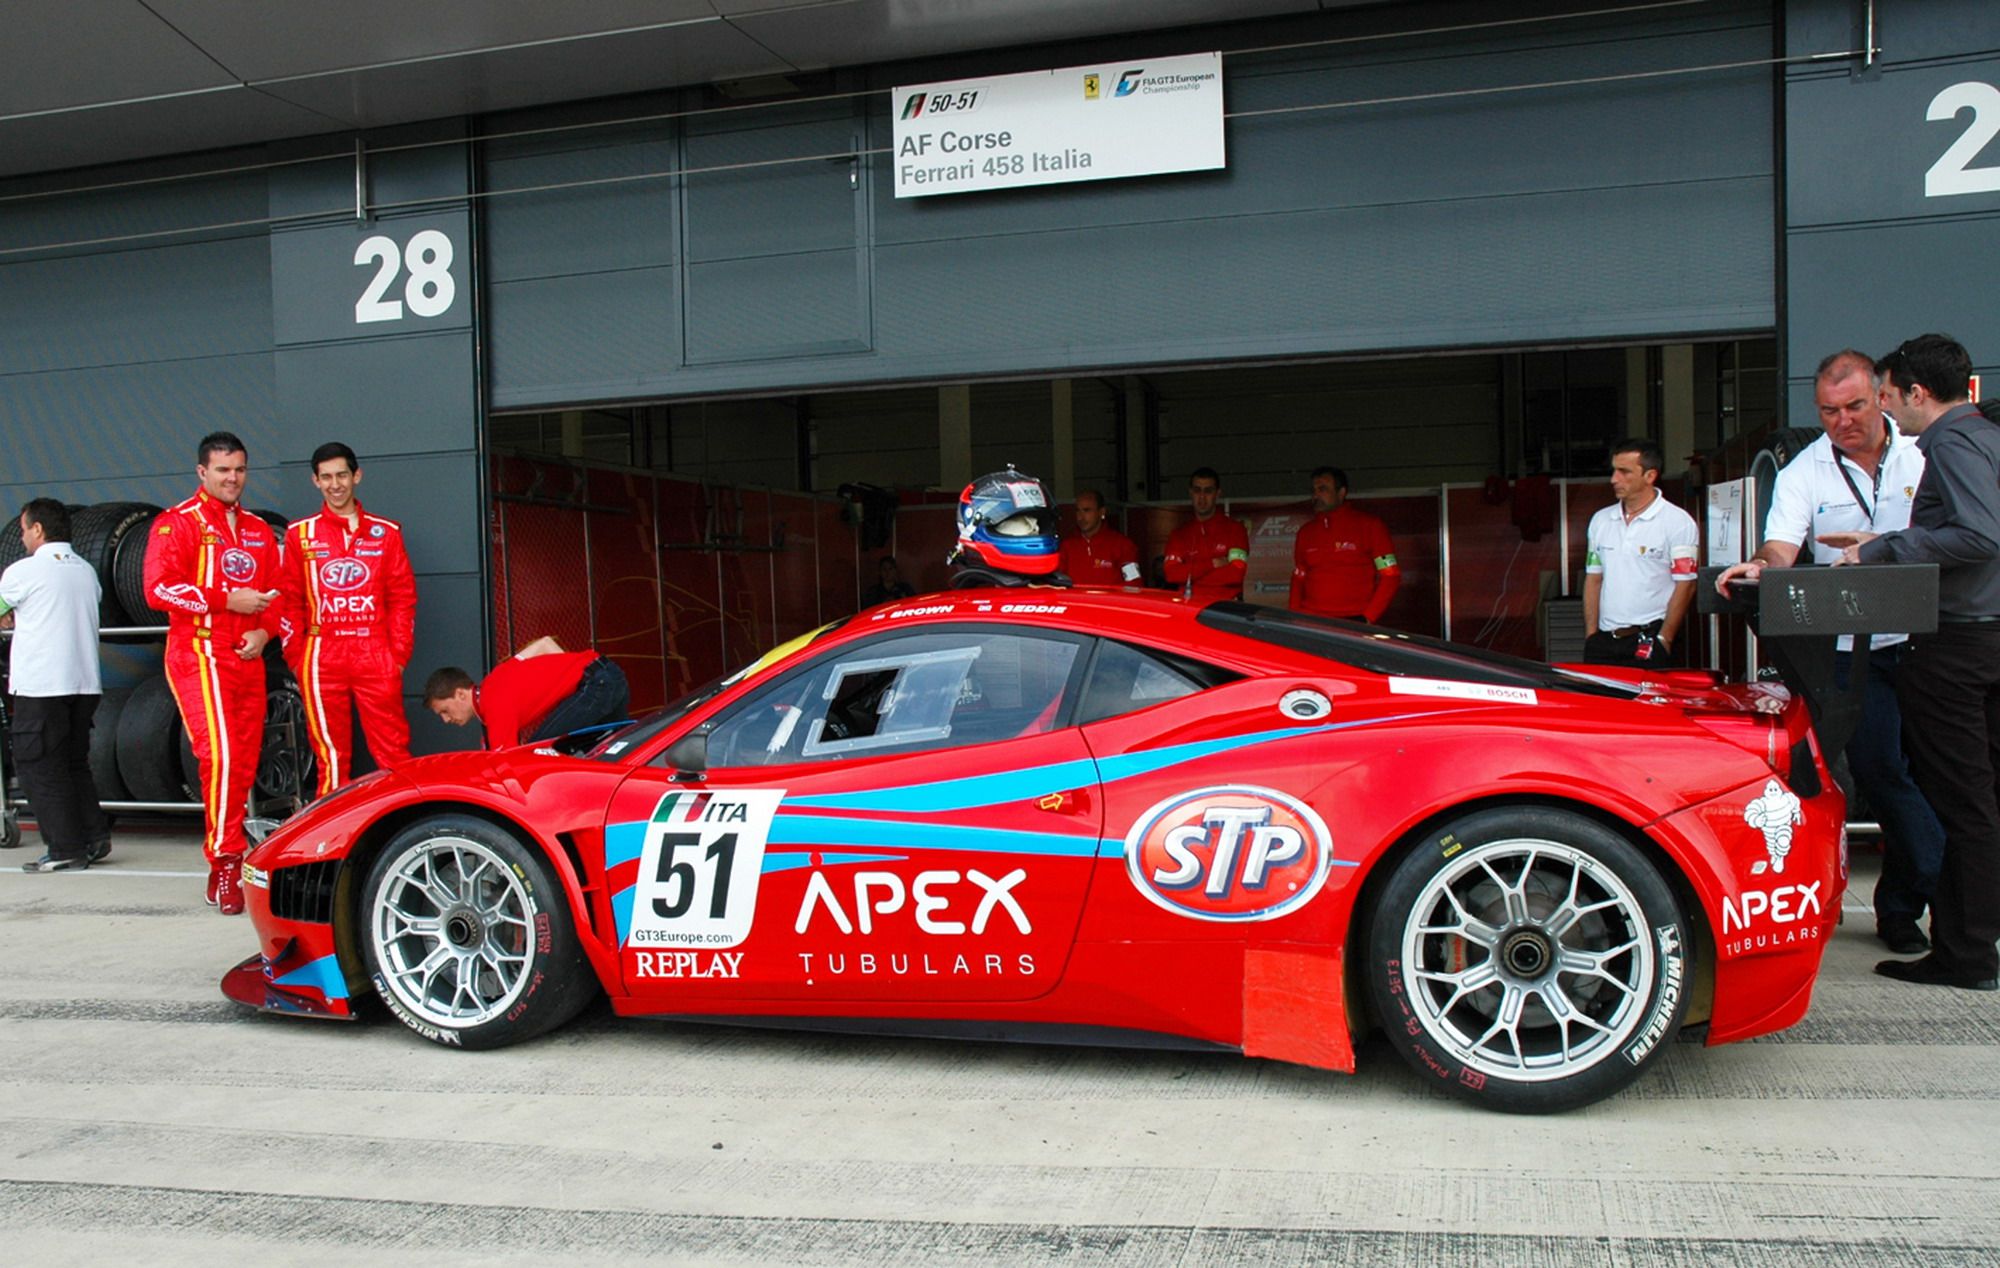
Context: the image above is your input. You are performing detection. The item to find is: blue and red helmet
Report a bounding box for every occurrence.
[951,466,1060,577]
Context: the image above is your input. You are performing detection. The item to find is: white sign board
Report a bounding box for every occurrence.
[1706,478,1749,568]
[892,52,1225,199]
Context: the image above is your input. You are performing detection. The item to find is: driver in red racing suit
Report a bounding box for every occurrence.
[144,431,283,914]
[277,442,417,797]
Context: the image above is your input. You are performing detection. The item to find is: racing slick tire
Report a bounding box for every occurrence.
[113,510,169,628]
[89,688,132,803]
[361,815,598,1050]
[70,502,159,629]
[117,674,189,804]
[1365,807,1690,1114]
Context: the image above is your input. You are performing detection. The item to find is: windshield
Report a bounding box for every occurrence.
[1197,602,1639,700]
[581,618,851,761]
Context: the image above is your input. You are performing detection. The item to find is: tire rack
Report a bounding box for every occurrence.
[0,624,309,848]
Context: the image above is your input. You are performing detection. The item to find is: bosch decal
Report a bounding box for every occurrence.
[1123,785,1332,921]
[219,547,258,583]
[627,789,782,948]
[319,557,371,591]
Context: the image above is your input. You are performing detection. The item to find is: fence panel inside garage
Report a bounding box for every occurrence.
[491,455,863,707]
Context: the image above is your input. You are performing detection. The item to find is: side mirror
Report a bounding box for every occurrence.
[665,731,707,781]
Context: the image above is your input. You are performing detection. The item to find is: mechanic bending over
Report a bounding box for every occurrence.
[1714,349,1944,957]
[424,636,630,749]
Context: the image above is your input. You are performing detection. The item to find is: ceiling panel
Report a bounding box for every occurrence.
[1,0,233,116]
[725,0,1320,69]
[0,0,1376,180]
[255,21,792,131]
[0,88,352,181]
[143,0,722,82]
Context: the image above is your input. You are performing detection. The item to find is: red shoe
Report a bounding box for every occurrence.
[204,857,224,907]
[215,855,246,916]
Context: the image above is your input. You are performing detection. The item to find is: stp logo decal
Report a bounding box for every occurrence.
[319,558,371,591]
[219,547,258,583]
[1123,785,1332,922]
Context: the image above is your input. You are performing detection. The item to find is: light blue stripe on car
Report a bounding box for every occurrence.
[274,953,349,1000]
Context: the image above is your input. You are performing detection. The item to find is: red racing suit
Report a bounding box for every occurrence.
[1290,503,1401,622]
[278,503,416,795]
[1162,514,1248,601]
[143,491,283,861]
[1060,526,1141,586]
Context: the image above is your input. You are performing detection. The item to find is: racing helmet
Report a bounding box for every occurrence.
[950,466,1060,577]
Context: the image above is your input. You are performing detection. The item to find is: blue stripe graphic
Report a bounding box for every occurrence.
[771,814,1098,858]
[274,953,349,1000]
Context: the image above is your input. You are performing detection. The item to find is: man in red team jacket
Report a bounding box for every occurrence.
[144,430,284,914]
[1290,466,1401,623]
[278,442,417,796]
[1059,489,1141,585]
[424,636,630,749]
[1162,467,1248,601]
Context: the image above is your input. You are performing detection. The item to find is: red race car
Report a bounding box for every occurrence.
[223,592,1845,1112]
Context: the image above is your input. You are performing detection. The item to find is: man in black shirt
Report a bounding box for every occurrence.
[1825,334,2000,991]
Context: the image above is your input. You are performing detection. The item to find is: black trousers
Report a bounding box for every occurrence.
[1895,622,2000,977]
[529,657,631,742]
[10,693,109,860]
[1584,620,1672,668]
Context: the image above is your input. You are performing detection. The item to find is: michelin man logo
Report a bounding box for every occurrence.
[1743,778,1804,875]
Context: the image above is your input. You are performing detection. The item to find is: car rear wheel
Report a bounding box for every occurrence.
[1366,807,1689,1113]
[361,815,596,1049]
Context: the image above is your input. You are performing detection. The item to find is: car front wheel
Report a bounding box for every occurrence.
[361,815,597,1049]
[1366,807,1690,1113]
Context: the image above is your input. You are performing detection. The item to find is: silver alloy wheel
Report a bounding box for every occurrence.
[370,834,536,1029]
[1399,836,1656,1083]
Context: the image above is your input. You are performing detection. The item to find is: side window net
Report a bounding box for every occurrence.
[803,647,981,756]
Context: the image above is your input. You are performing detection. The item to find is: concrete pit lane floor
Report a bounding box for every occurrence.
[0,827,1996,1267]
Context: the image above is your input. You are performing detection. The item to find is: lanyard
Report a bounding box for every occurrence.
[1831,423,1890,526]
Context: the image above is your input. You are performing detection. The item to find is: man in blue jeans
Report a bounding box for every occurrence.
[1715,348,1945,953]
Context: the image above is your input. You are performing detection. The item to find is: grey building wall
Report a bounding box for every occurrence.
[483,0,1776,410]
[1784,0,2000,412]
[0,126,485,753]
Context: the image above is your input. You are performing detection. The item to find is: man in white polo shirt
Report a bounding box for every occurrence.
[1716,348,1945,954]
[1583,437,1699,667]
[0,499,111,872]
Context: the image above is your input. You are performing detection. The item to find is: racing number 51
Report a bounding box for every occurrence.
[651,832,737,920]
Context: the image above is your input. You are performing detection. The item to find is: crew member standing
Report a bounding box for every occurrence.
[1162,467,1248,601]
[1289,466,1400,622]
[1060,489,1141,585]
[144,430,283,914]
[1582,437,1698,666]
[1714,350,1944,954]
[279,442,417,796]
[1824,335,2000,992]
[0,500,111,872]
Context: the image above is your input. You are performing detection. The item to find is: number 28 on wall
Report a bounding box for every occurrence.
[354,229,457,323]
[1927,81,2000,198]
